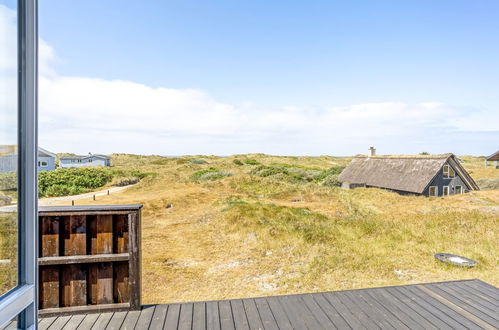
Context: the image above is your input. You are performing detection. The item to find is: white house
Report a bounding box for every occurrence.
[59,153,111,168]
[0,145,56,173]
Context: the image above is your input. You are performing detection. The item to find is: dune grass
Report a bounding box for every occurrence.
[49,153,499,304]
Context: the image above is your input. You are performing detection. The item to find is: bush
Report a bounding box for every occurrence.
[250,164,344,185]
[38,167,149,197]
[113,177,140,187]
[233,159,244,166]
[0,172,17,191]
[190,159,208,165]
[191,168,233,181]
[477,178,499,190]
[244,159,261,165]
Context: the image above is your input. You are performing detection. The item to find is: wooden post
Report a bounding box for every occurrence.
[93,195,96,201]
[89,263,114,305]
[113,262,130,303]
[61,265,87,307]
[128,211,141,309]
[63,215,86,256]
[40,216,59,257]
[113,215,128,253]
[90,215,113,254]
[39,266,59,309]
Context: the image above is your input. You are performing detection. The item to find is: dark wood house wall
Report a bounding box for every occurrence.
[423,162,471,197]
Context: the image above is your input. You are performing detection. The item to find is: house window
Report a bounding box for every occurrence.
[38,161,48,167]
[443,164,455,178]
[429,186,438,197]
[455,185,463,194]
[443,186,449,196]
[89,159,93,163]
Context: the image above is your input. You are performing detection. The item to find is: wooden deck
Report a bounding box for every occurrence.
[37,279,498,330]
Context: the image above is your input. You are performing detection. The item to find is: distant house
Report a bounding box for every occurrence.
[338,148,479,197]
[59,153,111,168]
[484,151,499,168]
[0,145,56,173]
[38,148,56,171]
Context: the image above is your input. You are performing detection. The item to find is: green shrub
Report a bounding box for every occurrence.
[233,159,244,166]
[38,167,150,197]
[244,159,261,165]
[0,172,17,191]
[477,178,499,190]
[192,168,233,181]
[250,164,343,184]
[189,158,208,165]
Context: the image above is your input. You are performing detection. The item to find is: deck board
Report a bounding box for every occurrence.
[38,279,499,329]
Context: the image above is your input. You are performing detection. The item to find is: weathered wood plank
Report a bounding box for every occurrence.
[38,317,57,330]
[148,304,168,330]
[61,264,87,307]
[113,262,129,304]
[242,299,264,330]
[253,298,279,330]
[46,315,71,330]
[206,301,220,330]
[61,314,86,330]
[438,282,499,316]
[119,310,141,330]
[335,291,384,329]
[178,303,194,330]
[427,284,499,327]
[356,290,409,329]
[113,215,128,254]
[310,293,349,329]
[365,288,424,330]
[406,285,479,329]
[323,291,369,329]
[40,266,60,309]
[218,300,235,330]
[128,211,141,309]
[453,281,499,308]
[104,311,128,330]
[280,294,321,329]
[164,303,180,329]
[192,302,206,330]
[40,216,60,257]
[76,313,100,330]
[63,215,86,256]
[229,300,249,330]
[90,312,113,330]
[301,294,337,329]
[38,253,129,266]
[265,296,293,330]
[89,263,114,305]
[342,291,395,329]
[133,305,155,329]
[90,215,113,254]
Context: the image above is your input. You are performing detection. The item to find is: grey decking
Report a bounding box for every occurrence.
[38,279,499,330]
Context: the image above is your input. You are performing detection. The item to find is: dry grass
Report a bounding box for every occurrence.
[59,153,499,304]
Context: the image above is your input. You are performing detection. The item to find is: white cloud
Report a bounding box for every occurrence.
[2,5,497,155]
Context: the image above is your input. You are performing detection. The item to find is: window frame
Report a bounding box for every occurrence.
[455,185,463,194]
[443,164,455,178]
[443,186,450,196]
[429,186,438,197]
[0,0,38,328]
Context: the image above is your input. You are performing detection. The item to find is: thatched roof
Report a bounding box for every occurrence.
[486,151,499,161]
[338,153,479,194]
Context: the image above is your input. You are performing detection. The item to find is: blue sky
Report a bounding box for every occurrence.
[5,1,499,155]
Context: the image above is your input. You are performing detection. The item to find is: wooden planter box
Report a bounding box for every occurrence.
[38,205,142,316]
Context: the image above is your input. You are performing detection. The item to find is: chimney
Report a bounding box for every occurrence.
[368,147,376,157]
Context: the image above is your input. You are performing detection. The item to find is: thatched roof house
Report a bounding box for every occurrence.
[338,152,479,196]
[485,150,499,168]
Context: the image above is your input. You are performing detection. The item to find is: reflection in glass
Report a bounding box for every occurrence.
[0,0,18,295]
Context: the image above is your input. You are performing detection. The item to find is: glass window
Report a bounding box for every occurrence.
[443,186,449,196]
[0,0,19,296]
[443,164,455,178]
[455,186,462,194]
[429,186,438,197]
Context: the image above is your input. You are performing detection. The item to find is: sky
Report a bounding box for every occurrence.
[2,1,499,156]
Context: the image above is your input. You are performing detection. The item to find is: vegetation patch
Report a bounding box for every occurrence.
[191,168,233,181]
[244,158,261,165]
[233,159,244,166]
[38,167,150,197]
[0,172,17,191]
[477,178,499,190]
[250,164,344,185]
[189,158,209,165]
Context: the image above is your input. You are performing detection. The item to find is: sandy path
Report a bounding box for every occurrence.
[0,184,135,212]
